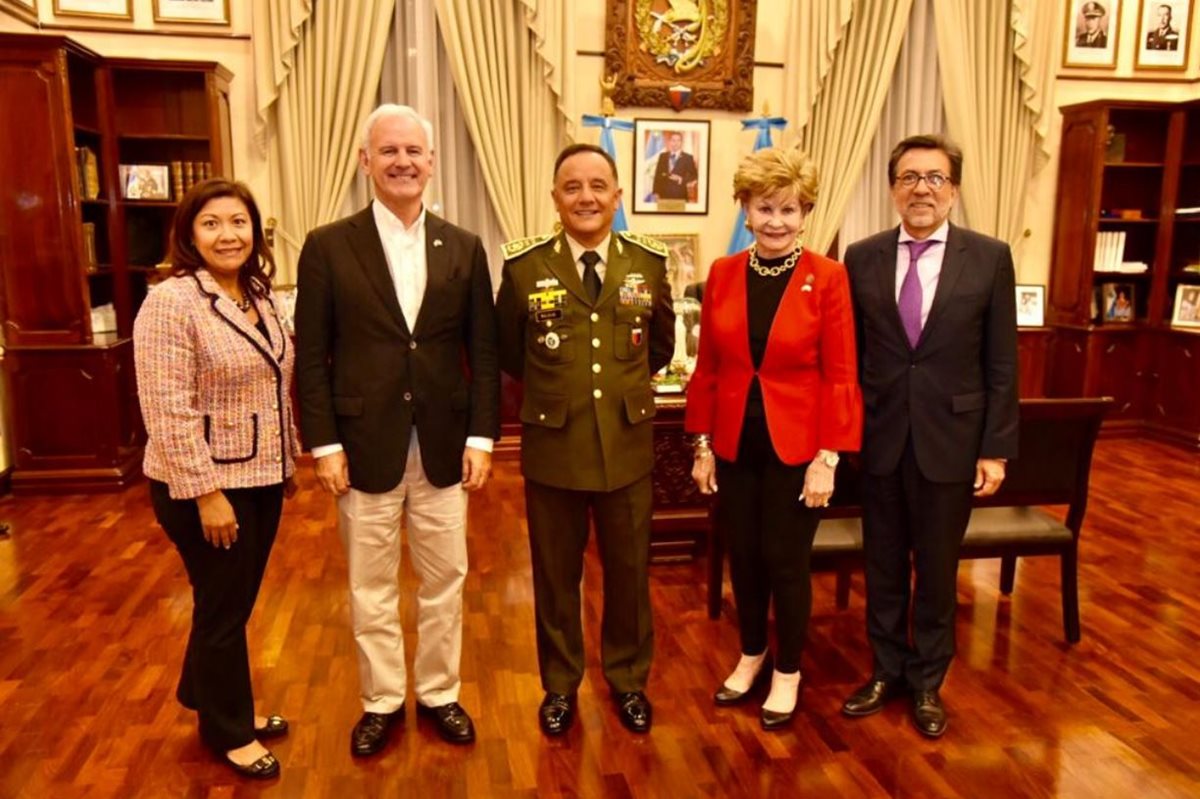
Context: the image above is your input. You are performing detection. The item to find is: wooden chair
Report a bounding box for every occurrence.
[706,397,1112,644]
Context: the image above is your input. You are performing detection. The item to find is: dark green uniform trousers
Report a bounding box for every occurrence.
[525,473,654,695]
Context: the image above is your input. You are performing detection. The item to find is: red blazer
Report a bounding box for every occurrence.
[685,249,862,464]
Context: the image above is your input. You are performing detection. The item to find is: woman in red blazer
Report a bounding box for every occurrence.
[686,147,862,729]
[134,179,299,779]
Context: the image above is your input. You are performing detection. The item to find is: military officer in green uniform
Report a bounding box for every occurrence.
[496,143,674,736]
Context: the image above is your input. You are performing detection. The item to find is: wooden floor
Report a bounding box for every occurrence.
[0,437,1198,798]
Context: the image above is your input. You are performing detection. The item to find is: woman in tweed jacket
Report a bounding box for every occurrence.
[134,179,299,780]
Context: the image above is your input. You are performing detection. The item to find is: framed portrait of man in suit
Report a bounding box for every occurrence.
[1135,0,1193,70]
[1063,0,1122,68]
[633,119,710,215]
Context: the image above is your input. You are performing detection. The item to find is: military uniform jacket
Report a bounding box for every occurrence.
[497,231,675,492]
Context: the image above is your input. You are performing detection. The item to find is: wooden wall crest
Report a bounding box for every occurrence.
[604,0,758,111]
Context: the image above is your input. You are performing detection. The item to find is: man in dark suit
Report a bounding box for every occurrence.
[1076,2,1108,47]
[840,134,1018,738]
[652,131,698,202]
[495,143,674,736]
[295,104,499,755]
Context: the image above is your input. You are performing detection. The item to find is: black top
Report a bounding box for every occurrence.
[745,252,797,418]
[254,314,271,344]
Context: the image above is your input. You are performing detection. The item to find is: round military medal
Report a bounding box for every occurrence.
[545,331,561,350]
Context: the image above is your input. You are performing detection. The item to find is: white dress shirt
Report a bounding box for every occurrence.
[311,200,492,459]
[564,232,611,284]
[895,220,950,328]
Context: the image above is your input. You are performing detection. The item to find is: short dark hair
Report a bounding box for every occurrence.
[169,178,276,298]
[553,143,618,182]
[887,134,964,186]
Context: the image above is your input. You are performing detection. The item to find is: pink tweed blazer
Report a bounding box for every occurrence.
[134,270,300,499]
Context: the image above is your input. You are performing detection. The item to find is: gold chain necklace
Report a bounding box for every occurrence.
[748,244,802,277]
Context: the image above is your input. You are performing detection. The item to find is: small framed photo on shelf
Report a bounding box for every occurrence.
[1063,0,1121,68]
[154,0,229,25]
[1135,0,1193,70]
[1015,284,1046,327]
[1171,284,1200,328]
[1100,281,1136,323]
[633,119,710,215]
[653,233,701,300]
[53,0,131,20]
[119,164,171,201]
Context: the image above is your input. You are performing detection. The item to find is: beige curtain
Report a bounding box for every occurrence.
[260,0,397,281]
[251,0,313,154]
[433,0,569,240]
[933,0,1056,248]
[791,0,915,255]
[781,0,855,136]
[345,0,507,286]
[839,0,945,255]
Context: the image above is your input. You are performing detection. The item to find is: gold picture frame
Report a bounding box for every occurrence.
[53,0,131,21]
[1171,284,1200,328]
[153,0,230,25]
[604,0,758,111]
[0,0,39,25]
[1134,0,1193,71]
[1062,0,1122,69]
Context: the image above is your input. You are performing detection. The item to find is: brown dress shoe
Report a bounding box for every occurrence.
[841,678,905,717]
[350,708,403,757]
[417,701,476,744]
[911,690,948,738]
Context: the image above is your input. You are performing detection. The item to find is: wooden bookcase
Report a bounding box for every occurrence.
[1046,99,1200,448]
[0,33,232,491]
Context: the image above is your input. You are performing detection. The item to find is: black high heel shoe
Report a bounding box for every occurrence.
[760,674,803,731]
[713,653,773,706]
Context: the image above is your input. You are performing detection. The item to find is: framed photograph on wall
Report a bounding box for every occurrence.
[154,0,229,25]
[633,119,710,215]
[1015,284,1046,327]
[1135,0,1193,70]
[1100,281,1136,323]
[1171,284,1200,327]
[53,0,130,20]
[654,233,701,300]
[1063,0,1121,68]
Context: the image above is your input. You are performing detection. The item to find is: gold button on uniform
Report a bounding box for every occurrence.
[590,312,599,322]
[592,363,601,374]
[592,337,601,348]
[593,389,602,399]
[539,413,546,421]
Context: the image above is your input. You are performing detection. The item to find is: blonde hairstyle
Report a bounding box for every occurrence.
[732,146,819,209]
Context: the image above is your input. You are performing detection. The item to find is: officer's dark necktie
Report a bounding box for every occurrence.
[898,239,935,348]
[581,250,602,303]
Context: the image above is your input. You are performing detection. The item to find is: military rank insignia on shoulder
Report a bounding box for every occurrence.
[502,233,555,260]
[617,231,668,258]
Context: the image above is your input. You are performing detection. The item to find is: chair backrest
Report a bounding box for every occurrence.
[974,398,1112,535]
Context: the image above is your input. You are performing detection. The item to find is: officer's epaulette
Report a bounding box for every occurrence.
[502,233,556,260]
[617,231,668,258]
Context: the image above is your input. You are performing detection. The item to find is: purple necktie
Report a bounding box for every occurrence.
[899,239,935,348]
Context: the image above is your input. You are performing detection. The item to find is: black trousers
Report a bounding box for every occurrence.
[861,438,974,692]
[149,480,284,751]
[524,474,654,695]
[715,414,821,673]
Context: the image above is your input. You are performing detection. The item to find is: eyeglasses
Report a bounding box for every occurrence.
[896,172,950,190]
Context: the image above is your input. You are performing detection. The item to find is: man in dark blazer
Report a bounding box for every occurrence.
[295,104,499,755]
[496,143,674,736]
[652,131,698,202]
[840,135,1018,738]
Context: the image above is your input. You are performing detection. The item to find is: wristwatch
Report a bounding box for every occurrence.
[815,449,840,469]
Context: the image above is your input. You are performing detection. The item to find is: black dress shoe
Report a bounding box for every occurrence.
[841,678,905,717]
[539,692,576,736]
[254,715,289,740]
[911,690,948,738]
[714,654,773,706]
[350,708,403,757]
[417,701,476,744]
[220,750,280,780]
[614,691,652,734]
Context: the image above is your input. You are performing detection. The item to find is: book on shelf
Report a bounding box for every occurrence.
[1093,231,1128,274]
[1176,206,1200,216]
[184,161,195,192]
[171,161,184,200]
[74,146,100,199]
[81,222,97,268]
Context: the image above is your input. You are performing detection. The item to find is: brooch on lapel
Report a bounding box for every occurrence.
[433,239,443,248]
[801,274,815,292]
